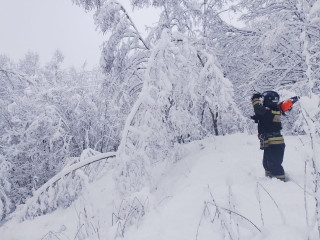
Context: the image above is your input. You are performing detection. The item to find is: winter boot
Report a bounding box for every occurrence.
[274,174,286,182]
[265,171,272,177]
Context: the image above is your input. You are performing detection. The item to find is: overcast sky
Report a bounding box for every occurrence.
[0,0,160,69]
[0,0,241,69]
[0,0,104,68]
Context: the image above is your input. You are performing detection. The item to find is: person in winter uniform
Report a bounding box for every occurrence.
[251,91,286,181]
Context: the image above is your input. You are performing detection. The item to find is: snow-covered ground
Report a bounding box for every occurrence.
[0,133,317,240]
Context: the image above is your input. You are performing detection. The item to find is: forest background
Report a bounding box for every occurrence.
[0,0,320,234]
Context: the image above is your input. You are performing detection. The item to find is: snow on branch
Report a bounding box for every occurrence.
[38,152,116,191]
[12,151,116,221]
[71,0,101,11]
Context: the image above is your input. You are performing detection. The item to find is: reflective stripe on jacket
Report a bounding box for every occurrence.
[252,97,284,149]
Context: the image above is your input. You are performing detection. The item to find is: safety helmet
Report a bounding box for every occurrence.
[262,91,280,108]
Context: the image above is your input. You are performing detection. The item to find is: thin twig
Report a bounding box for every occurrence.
[256,182,264,226]
[73,224,85,240]
[208,187,235,239]
[196,202,208,240]
[305,160,310,226]
[208,185,261,237]
[206,202,262,233]
[257,182,286,224]
[228,185,240,240]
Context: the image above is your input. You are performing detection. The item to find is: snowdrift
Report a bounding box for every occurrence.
[0,134,317,240]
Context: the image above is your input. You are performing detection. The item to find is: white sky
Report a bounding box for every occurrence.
[0,0,241,69]
[0,0,107,68]
[0,0,159,69]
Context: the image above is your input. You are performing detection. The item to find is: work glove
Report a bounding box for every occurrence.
[251,93,262,100]
[250,115,259,123]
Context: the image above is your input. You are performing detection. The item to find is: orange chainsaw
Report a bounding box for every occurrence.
[278,96,300,113]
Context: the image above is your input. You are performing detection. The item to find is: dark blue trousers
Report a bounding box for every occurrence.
[263,144,285,176]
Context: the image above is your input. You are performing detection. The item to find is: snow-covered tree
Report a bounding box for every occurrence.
[72,0,101,11]
[0,156,12,222]
[89,1,152,153]
[197,50,247,135]
[18,52,40,79]
[231,0,319,94]
[0,0,251,227]
[116,30,193,194]
[0,53,112,219]
[116,29,245,198]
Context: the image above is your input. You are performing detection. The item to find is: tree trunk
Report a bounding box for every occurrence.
[209,107,219,136]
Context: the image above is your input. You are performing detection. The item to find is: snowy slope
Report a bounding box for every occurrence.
[0,134,317,240]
